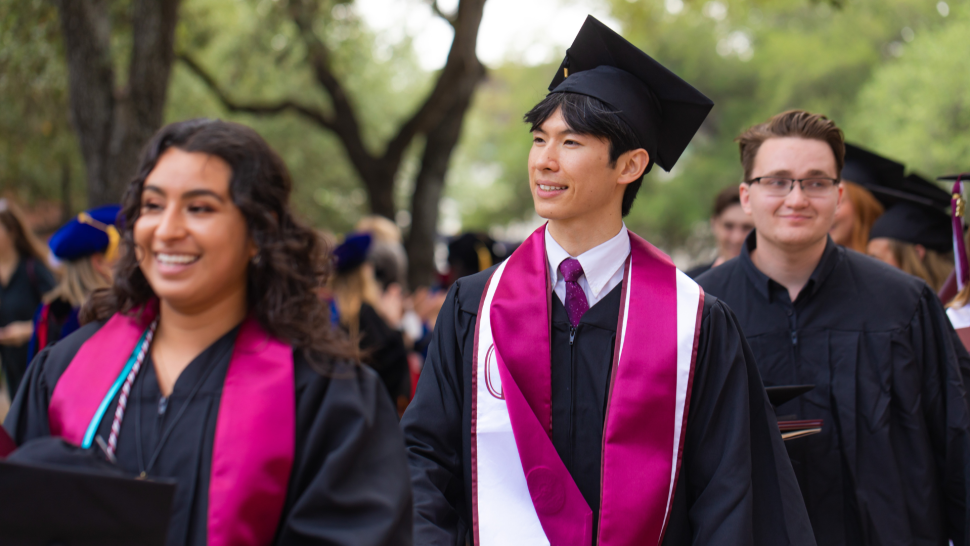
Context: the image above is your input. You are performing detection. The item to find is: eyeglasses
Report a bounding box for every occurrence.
[745,177,839,197]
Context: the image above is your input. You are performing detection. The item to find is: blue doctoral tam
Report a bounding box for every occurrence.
[334,233,372,273]
[49,205,121,261]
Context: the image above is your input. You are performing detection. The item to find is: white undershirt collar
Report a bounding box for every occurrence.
[545,223,631,308]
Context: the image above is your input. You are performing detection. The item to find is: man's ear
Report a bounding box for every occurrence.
[739,183,753,214]
[616,149,650,186]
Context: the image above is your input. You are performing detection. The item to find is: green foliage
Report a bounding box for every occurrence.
[0,0,84,209]
[168,0,432,234]
[446,0,961,256]
[3,0,966,251]
[446,63,550,231]
[844,3,970,177]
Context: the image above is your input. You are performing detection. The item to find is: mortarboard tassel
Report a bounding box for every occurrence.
[952,175,969,290]
[78,211,121,262]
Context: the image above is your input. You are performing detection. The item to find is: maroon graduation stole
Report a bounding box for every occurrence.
[48,307,295,546]
[471,224,704,546]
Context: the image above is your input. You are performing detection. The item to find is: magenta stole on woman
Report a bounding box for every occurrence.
[471,224,704,546]
[47,307,295,546]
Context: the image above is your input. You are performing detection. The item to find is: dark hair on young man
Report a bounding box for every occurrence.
[712,185,741,217]
[82,118,356,369]
[524,92,648,216]
[736,109,845,182]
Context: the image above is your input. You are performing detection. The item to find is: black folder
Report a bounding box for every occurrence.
[0,437,175,546]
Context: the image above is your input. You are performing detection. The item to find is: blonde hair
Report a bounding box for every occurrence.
[841,182,885,253]
[887,240,953,292]
[331,263,382,341]
[355,215,402,244]
[44,256,111,307]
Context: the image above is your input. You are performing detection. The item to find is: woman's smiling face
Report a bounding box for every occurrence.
[134,148,255,314]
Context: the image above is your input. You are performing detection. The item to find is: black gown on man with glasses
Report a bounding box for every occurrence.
[697,232,970,546]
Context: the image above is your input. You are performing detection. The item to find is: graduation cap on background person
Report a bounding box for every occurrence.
[869,173,954,253]
[333,233,372,274]
[49,204,122,262]
[842,143,909,208]
[939,172,970,291]
[547,15,714,172]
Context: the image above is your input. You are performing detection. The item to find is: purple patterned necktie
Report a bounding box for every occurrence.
[559,258,590,327]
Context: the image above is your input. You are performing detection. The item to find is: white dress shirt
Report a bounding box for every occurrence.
[545,224,631,308]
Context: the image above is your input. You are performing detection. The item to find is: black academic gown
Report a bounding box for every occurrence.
[4,321,413,546]
[401,265,816,546]
[358,302,411,402]
[696,233,970,546]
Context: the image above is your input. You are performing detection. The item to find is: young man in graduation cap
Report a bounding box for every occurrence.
[696,110,970,546]
[401,16,814,546]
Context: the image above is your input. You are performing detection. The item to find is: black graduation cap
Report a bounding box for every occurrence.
[842,143,907,208]
[869,173,953,252]
[938,173,970,182]
[548,16,713,171]
[0,437,175,545]
[448,232,499,279]
[868,202,952,252]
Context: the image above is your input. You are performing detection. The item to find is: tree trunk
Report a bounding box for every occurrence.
[360,162,399,220]
[54,0,180,207]
[178,0,488,287]
[60,156,72,222]
[406,59,486,287]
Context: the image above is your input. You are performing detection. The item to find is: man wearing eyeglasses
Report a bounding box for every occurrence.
[696,109,970,546]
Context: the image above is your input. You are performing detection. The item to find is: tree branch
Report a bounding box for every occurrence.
[286,1,384,189]
[177,53,336,130]
[379,0,487,168]
[430,0,458,28]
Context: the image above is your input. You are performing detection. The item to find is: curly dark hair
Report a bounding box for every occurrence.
[82,118,355,367]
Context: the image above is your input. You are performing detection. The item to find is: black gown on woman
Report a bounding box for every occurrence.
[4,321,413,546]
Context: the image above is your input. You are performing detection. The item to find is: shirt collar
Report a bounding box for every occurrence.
[740,230,843,303]
[545,224,631,299]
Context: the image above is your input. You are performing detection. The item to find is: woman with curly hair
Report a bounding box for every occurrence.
[4,119,412,546]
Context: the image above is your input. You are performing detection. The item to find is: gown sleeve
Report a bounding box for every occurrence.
[276,360,413,546]
[913,287,970,545]
[4,322,104,444]
[399,282,470,546]
[666,298,815,546]
[5,345,57,443]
